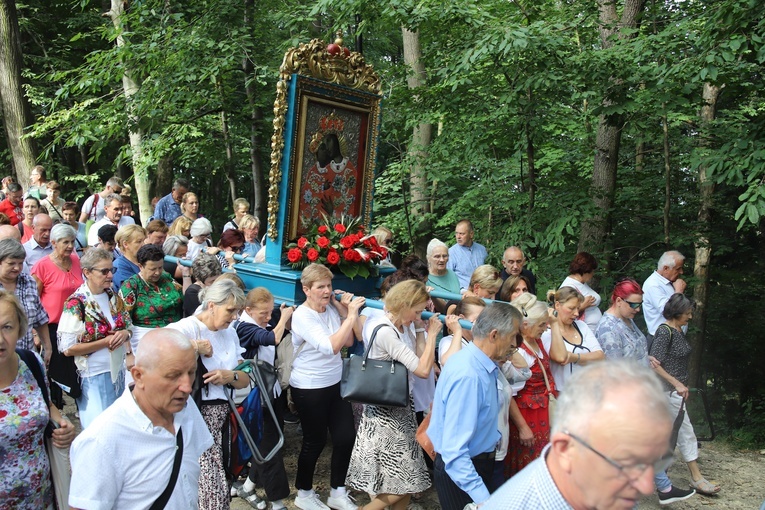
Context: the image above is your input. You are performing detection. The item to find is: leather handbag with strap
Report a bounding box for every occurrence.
[340,324,409,407]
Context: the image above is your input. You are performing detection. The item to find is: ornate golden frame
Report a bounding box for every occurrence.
[267,36,382,241]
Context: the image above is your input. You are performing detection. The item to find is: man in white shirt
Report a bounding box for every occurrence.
[69,328,213,510]
[87,194,134,246]
[79,175,124,223]
[23,213,54,268]
[643,250,687,344]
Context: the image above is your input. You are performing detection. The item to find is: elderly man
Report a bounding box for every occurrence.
[643,251,687,345]
[447,219,488,291]
[87,193,134,246]
[0,182,24,225]
[485,360,684,509]
[79,176,124,224]
[23,213,53,268]
[69,328,213,509]
[154,177,190,225]
[499,246,537,295]
[428,302,522,510]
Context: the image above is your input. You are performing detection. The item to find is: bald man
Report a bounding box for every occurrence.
[499,246,537,295]
[485,360,694,509]
[70,329,213,509]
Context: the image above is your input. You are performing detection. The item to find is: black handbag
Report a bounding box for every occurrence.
[340,324,409,407]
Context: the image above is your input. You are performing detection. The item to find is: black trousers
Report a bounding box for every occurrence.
[246,391,290,501]
[433,453,495,510]
[291,382,356,490]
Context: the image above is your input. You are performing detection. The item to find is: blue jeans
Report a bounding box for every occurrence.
[76,370,125,429]
[655,470,672,491]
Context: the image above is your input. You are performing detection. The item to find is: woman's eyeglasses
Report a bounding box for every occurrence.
[623,300,642,309]
[231,245,244,253]
[90,267,116,275]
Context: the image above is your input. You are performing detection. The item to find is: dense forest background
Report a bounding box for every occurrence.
[1,0,764,445]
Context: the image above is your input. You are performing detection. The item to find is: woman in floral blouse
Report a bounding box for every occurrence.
[0,291,75,510]
[58,248,133,428]
[120,244,183,354]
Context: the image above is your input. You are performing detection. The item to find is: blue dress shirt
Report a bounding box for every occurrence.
[428,342,499,504]
[447,242,488,290]
[154,193,182,225]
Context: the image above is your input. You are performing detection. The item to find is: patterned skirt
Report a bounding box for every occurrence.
[504,405,551,478]
[200,402,230,510]
[346,398,431,495]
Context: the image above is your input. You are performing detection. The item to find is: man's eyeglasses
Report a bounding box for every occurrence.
[90,267,116,275]
[565,431,672,482]
[623,300,642,309]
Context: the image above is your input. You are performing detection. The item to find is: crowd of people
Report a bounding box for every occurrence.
[0,171,721,510]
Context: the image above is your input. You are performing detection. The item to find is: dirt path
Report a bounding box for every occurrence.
[231,423,765,510]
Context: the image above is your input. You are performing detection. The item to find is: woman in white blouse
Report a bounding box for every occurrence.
[559,251,602,333]
[290,263,366,510]
[168,278,250,510]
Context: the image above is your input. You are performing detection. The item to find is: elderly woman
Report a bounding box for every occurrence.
[19,196,40,243]
[426,238,460,313]
[0,292,75,509]
[31,224,84,407]
[560,251,602,332]
[168,278,251,510]
[543,286,604,392]
[498,274,532,303]
[0,239,52,363]
[505,293,557,477]
[183,252,222,317]
[187,217,213,260]
[120,244,183,355]
[445,264,503,315]
[58,248,133,428]
[214,228,245,270]
[651,294,721,496]
[346,281,440,510]
[163,234,190,282]
[290,263,366,510]
[112,224,147,290]
[181,191,202,221]
[223,197,250,231]
[168,215,193,239]
[239,214,261,258]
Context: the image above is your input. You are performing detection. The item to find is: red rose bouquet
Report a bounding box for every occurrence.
[285,214,386,278]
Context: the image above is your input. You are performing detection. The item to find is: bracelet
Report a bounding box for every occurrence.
[191,339,199,355]
[415,328,426,334]
[575,353,581,364]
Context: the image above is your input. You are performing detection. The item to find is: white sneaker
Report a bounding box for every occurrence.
[295,493,330,510]
[326,493,358,510]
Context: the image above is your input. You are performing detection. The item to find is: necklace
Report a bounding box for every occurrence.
[51,253,72,272]
[561,324,581,345]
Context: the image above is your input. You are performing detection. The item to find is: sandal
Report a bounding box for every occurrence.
[690,477,721,495]
[235,483,267,510]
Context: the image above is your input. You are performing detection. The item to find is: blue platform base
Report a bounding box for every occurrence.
[233,262,392,306]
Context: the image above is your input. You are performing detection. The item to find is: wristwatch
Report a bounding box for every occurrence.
[233,372,239,382]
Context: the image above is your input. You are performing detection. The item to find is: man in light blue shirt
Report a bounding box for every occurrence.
[484,360,683,510]
[428,302,521,510]
[23,214,53,268]
[154,178,190,226]
[447,220,487,291]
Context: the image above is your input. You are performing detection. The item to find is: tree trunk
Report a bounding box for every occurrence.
[525,89,536,211]
[688,82,721,387]
[402,26,432,257]
[662,111,671,246]
[155,155,173,198]
[0,0,37,184]
[242,0,265,224]
[220,107,236,204]
[578,0,646,255]
[108,0,151,225]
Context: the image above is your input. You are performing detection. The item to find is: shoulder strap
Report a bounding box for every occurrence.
[363,324,392,361]
[89,193,100,219]
[289,340,308,370]
[148,427,184,510]
[16,348,50,407]
[661,324,674,355]
[526,342,553,395]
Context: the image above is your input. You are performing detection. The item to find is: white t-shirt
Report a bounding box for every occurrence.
[87,216,136,246]
[438,334,468,365]
[560,276,602,333]
[81,194,106,223]
[290,304,345,389]
[69,390,213,510]
[167,316,245,402]
[540,320,602,392]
